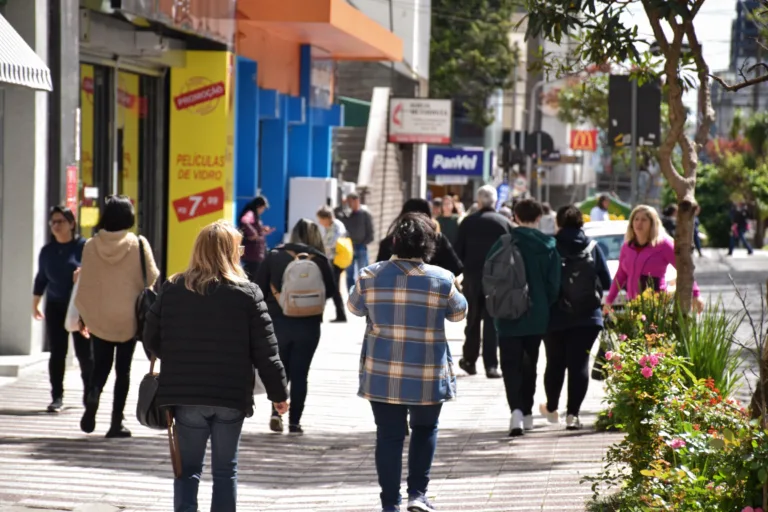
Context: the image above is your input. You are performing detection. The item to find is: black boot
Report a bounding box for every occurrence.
[80,390,100,434]
[105,412,131,438]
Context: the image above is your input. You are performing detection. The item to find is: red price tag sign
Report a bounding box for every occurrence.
[172,186,225,222]
[65,165,78,216]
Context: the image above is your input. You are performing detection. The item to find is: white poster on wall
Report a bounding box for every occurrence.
[388,98,452,144]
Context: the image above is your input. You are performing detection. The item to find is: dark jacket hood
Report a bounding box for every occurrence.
[511,226,556,254]
[555,227,590,255]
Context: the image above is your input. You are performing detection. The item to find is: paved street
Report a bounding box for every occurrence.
[0,248,763,512]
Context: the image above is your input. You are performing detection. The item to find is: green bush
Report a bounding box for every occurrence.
[674,300,744,398]
[661,164,732,248]
[587,332,766,511]
[696,164,734,248]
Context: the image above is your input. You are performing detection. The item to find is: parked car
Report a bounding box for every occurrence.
[582,221,677,306]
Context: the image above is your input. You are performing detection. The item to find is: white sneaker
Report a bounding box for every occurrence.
[566,415,581,431]
[539,403,560,424]
[509,409,525,437]
[524,414,534,431]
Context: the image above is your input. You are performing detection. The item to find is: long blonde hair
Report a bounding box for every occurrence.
[626,205,663,247]
[174,221,249,294]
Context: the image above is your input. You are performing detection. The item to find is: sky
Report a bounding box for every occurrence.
[620,0,739,111]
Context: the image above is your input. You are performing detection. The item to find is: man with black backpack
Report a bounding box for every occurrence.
[483,199,561,437]
[539,205,611,431]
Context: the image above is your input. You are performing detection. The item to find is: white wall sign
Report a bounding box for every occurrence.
[388,98,452,144]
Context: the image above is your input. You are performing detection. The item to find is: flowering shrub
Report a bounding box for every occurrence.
[587,329,768,511]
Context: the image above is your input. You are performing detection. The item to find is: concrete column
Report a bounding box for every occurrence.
[0,0,50,355]
[47,0,80,210]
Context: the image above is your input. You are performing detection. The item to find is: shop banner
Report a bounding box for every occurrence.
[118,71,140,234]
[66,165,79,215]
[168,50,235,275]
[426,146,485,176]
[79,64,98,236]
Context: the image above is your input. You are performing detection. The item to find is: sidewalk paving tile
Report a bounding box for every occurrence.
[0,314,621,511]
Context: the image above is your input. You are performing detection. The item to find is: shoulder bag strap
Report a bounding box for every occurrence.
[138,236,148,288]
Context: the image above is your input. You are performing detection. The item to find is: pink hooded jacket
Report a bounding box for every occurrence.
[605,237,700,305]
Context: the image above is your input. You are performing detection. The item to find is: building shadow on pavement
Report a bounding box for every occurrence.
[0,425,587,488]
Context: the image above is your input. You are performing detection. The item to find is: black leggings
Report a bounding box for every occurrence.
[45,301,92,401]
[89,335,137,422]
[543,326,601,416]
[331,264,346,319]
[271,317,321,426]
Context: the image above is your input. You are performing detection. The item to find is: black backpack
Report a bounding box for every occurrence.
[483,234,530,320]
[559,240,602,315]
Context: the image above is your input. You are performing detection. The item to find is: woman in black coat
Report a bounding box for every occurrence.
[376,198,464,277]
[144,221,288,512]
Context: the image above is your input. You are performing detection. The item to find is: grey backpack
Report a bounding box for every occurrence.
[482,234,530,319]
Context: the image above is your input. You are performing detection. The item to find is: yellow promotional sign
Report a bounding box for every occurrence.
[118,71,140,234]
[168,51,235,275]
[80,64,97,236]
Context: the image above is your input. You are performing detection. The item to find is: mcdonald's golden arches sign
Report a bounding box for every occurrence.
[569,129,598,151]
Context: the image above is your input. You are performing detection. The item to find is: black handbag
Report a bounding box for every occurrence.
[136,357,166,430]
[135,237,157,341]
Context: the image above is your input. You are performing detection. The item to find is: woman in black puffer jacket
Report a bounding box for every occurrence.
[144,221,288,512]
[376,198,463,277]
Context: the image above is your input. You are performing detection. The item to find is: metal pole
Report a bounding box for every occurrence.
[630,79,638,206]
[536,131,542,202]
[526,80,545,179]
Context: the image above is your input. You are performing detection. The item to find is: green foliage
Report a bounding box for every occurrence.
[675,300,744,399]
[555,75,609,127]
[430,0,520,126]
[693,164,732,248]
[588,292,766,511]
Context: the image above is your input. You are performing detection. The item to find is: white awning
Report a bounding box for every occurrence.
[0,12,52,91]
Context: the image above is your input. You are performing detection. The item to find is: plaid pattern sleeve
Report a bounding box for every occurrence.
[347,269,370,317]
[355,260,467,406]
[446,282,468,322]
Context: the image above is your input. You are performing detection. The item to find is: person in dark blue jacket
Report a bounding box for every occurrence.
[540,205,611,431]
[32,206,92,413]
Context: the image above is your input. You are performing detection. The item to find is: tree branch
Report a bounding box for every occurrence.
[684,21,714,148]
[710,72,768,92]
[642,0,670,54]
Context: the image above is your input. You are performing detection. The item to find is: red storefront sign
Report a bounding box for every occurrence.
[570,129,599,151]
[172,186,225,222]
[65,165,79,216]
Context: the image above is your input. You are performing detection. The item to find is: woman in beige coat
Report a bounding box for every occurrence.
[75,195,159,438]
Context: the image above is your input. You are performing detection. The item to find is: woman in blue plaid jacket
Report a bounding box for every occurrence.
[348,212,468,512]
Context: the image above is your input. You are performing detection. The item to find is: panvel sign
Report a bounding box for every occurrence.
[168,50,235,275]
[426,147,485,176]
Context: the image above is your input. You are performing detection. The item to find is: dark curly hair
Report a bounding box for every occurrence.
[391,212,436,260]
[556,205,584,230]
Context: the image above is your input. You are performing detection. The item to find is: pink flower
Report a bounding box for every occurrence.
[619,334,628,341]
[669,438,686,449]
[741,508,763,512]
[649,354,660,368]
[641,366,654,379]
[605,351,614,361]
[641,314,647,321]
[613,363,623,371]
[639,355,649,367]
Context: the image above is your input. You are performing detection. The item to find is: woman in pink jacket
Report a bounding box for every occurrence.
[603,205,704,313]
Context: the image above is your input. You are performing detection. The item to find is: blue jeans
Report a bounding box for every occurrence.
[729,227,754,254]
[370,401,443,508]
[346,244,369,290]
[174,406,245,512]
